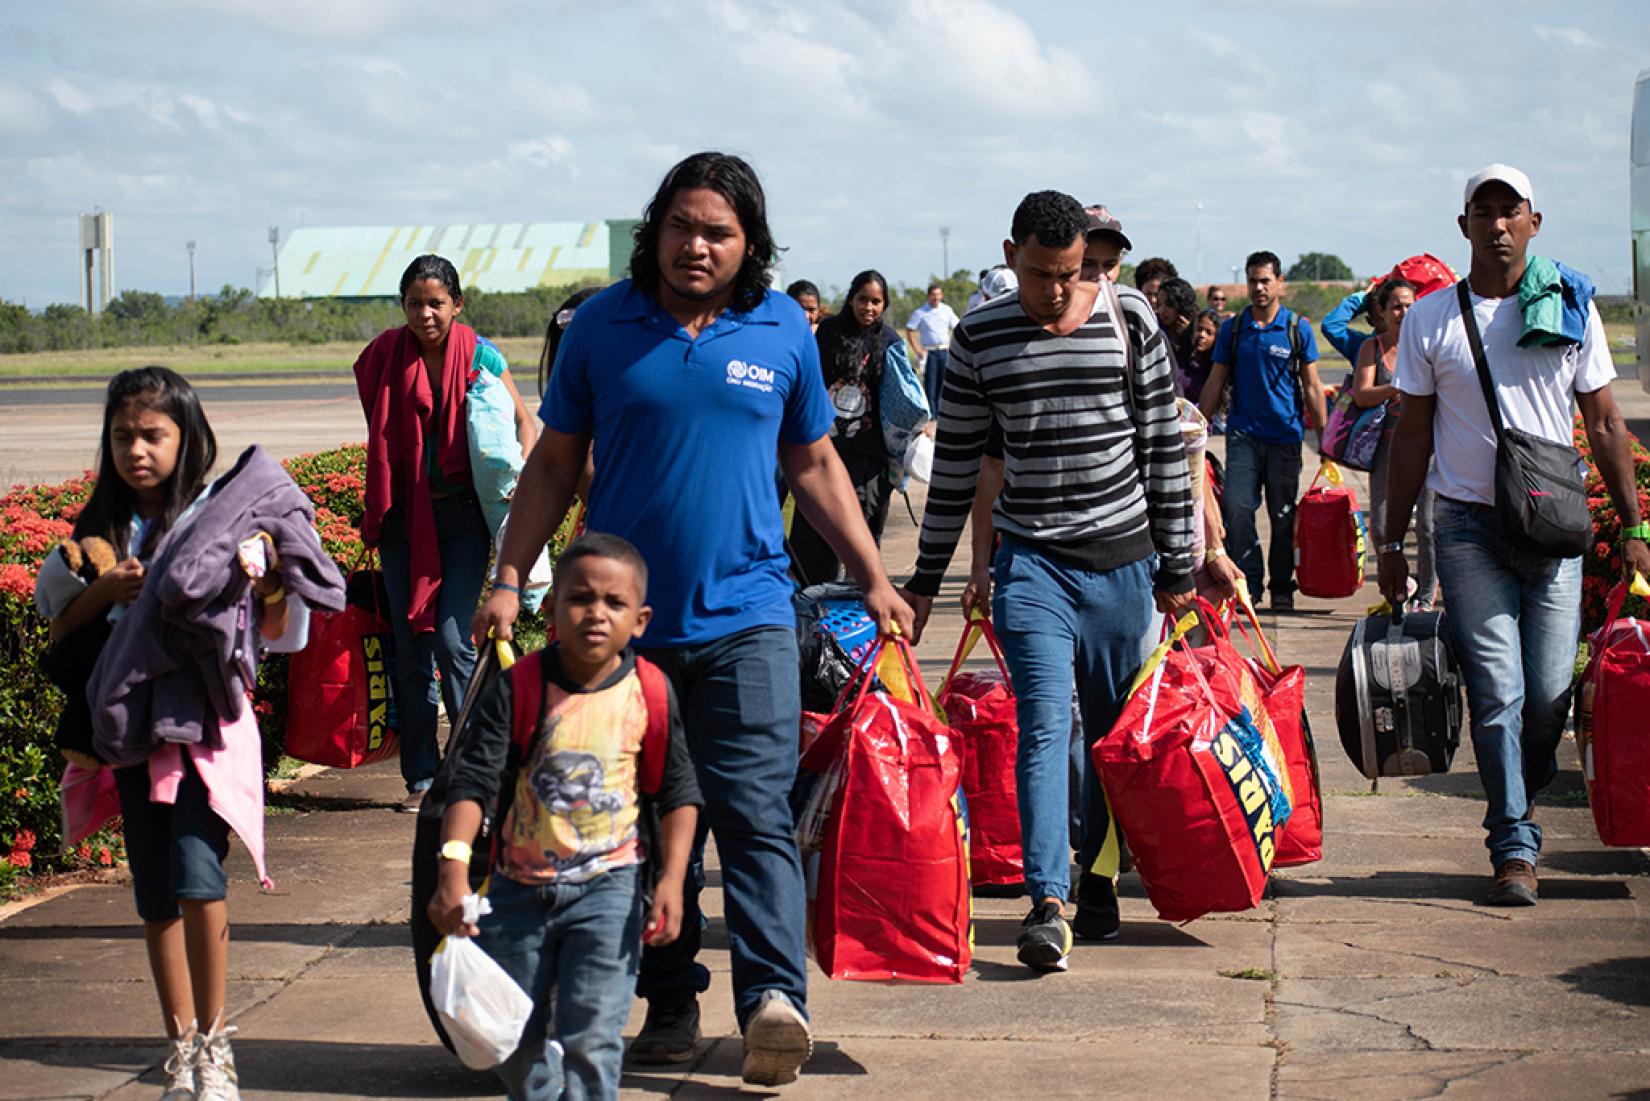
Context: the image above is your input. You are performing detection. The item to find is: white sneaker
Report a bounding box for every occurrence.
[160,1020,198,1101]
[740,990,812,1087]
[192,1014,241,1101]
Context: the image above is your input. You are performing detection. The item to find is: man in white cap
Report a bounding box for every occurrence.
[1379,164,1650,905]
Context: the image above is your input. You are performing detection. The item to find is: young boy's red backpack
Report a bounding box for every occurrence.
[506,650,673,797]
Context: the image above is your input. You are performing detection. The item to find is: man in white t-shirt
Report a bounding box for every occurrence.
[905,284,961,413]
[1380,164,1650,907]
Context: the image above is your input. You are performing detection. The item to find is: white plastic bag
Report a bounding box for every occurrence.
[494,510,553,615]
[429,896,534,1070]
[904,432,935,484]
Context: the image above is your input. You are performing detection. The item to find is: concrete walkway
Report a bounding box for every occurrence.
[3,411,1649,1099]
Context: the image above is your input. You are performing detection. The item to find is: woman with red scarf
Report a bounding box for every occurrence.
[353,255,536,811]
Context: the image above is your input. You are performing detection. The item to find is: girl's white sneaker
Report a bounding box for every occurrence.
[159,1019,198,1101]
[192,1014,241,1101]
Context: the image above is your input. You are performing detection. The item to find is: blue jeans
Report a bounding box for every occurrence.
[379,490,492,791]
[634,625,809,1028]
[991,537,1154,901]
[1432,497,1581,869]
[478,866,642,1101]
[923,346,949,414]
[1223,430,1302,601]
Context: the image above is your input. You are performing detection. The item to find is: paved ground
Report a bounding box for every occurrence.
[1,381,1648,1099]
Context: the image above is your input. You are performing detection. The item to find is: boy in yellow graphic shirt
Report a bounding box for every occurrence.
[430,534,700,1100]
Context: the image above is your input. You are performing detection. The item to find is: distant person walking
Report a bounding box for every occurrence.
[354,255,537,811]
[789,269,920,585]
[1197,250,1327,611]
[1380,164,1650,906]
[1352,277,1436,609]
[905,283,960,412]
[1132,257,1179,319]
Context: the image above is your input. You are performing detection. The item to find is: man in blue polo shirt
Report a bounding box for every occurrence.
[1198,250,1327,610]
[476,151,912,1088]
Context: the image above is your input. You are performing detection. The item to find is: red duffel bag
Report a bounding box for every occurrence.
[938,612,1023,889]
[1575,580,1650,846]
[1094,602,1293,922]
[285,555,398,768]
[1296,461,1367,599]
[801,636,971,983]
[1225,595,1323,866]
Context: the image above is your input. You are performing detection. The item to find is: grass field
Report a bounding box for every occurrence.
[0,336,547,383]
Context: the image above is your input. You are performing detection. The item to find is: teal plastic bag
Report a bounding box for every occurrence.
[465,343,550,612]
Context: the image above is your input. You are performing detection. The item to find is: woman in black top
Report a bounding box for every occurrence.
[789,269,914,586]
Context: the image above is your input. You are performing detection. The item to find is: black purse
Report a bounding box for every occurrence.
[1456,281,1591,559]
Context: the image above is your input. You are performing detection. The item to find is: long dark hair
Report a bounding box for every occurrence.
[74,367,217,558]
[816,269,895,388]
[628,151,777,313]
[537,286,602,396]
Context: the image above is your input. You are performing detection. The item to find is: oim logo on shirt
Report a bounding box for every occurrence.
[726,358,775,393]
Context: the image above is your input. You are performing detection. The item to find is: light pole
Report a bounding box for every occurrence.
[940,226,950,281]
[267,226,281,298]
[186,240,197,300]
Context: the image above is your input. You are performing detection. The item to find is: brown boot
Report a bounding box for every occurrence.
[1485,859,1538,906]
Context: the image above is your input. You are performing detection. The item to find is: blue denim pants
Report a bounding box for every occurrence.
[991,537,1154,902]
[634,625,809,1028]
[478,865,642,1101]
[923,346,950,414]
[1223,430,1302,601]
[1431,497,1581,869]
[379,490,492,791]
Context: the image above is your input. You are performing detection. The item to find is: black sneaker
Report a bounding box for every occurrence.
[1015,901,1073,973]
[1072,872,1120,941]
[1270,593,1295,613]
[628,997,701,1065]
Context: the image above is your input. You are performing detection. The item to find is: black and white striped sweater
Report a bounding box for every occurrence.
[906,285,1196,598]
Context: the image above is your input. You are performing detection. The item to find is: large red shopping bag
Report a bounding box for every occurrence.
[938,612,1022,889]
[285,554,398,768]
[1225,595,1323,866]
[1575,579,1650,846]
[1094,601,1292,922]
[1296,461,1367,599]
[801,636,971,983]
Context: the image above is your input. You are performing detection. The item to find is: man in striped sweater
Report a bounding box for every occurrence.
[901,190,1197,974]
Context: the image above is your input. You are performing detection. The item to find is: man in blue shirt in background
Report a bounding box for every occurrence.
[478,151,913,1088]
[1198,250,1327,610]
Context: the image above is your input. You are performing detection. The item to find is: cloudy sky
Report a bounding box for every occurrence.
[3,1,1647,307]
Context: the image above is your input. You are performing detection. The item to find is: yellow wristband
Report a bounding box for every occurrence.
[1204,547,1226,564]
[260,585,286,604]
[438,840,472,865]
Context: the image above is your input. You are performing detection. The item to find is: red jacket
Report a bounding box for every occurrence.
[354,323,477,631]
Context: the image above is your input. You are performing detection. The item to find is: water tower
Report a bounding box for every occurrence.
[79,212,113,315]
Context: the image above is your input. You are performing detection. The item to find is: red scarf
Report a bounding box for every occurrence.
[354,322,477,632]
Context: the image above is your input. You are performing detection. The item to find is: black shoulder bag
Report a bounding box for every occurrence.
[1455,280,1591,558]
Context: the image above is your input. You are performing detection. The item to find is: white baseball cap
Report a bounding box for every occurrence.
[1463,163,1534,210]
[980,267,1019,301]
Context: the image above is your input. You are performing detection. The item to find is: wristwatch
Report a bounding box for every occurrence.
[1377,542,1405,555]
[1622,522,1650,543]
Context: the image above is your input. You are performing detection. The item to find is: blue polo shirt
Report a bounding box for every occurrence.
[1216,306,1319,445]
[540,279,833,646]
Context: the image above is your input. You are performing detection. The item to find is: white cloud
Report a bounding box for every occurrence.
[1533,24,1604,49]
[507,136,573,168]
